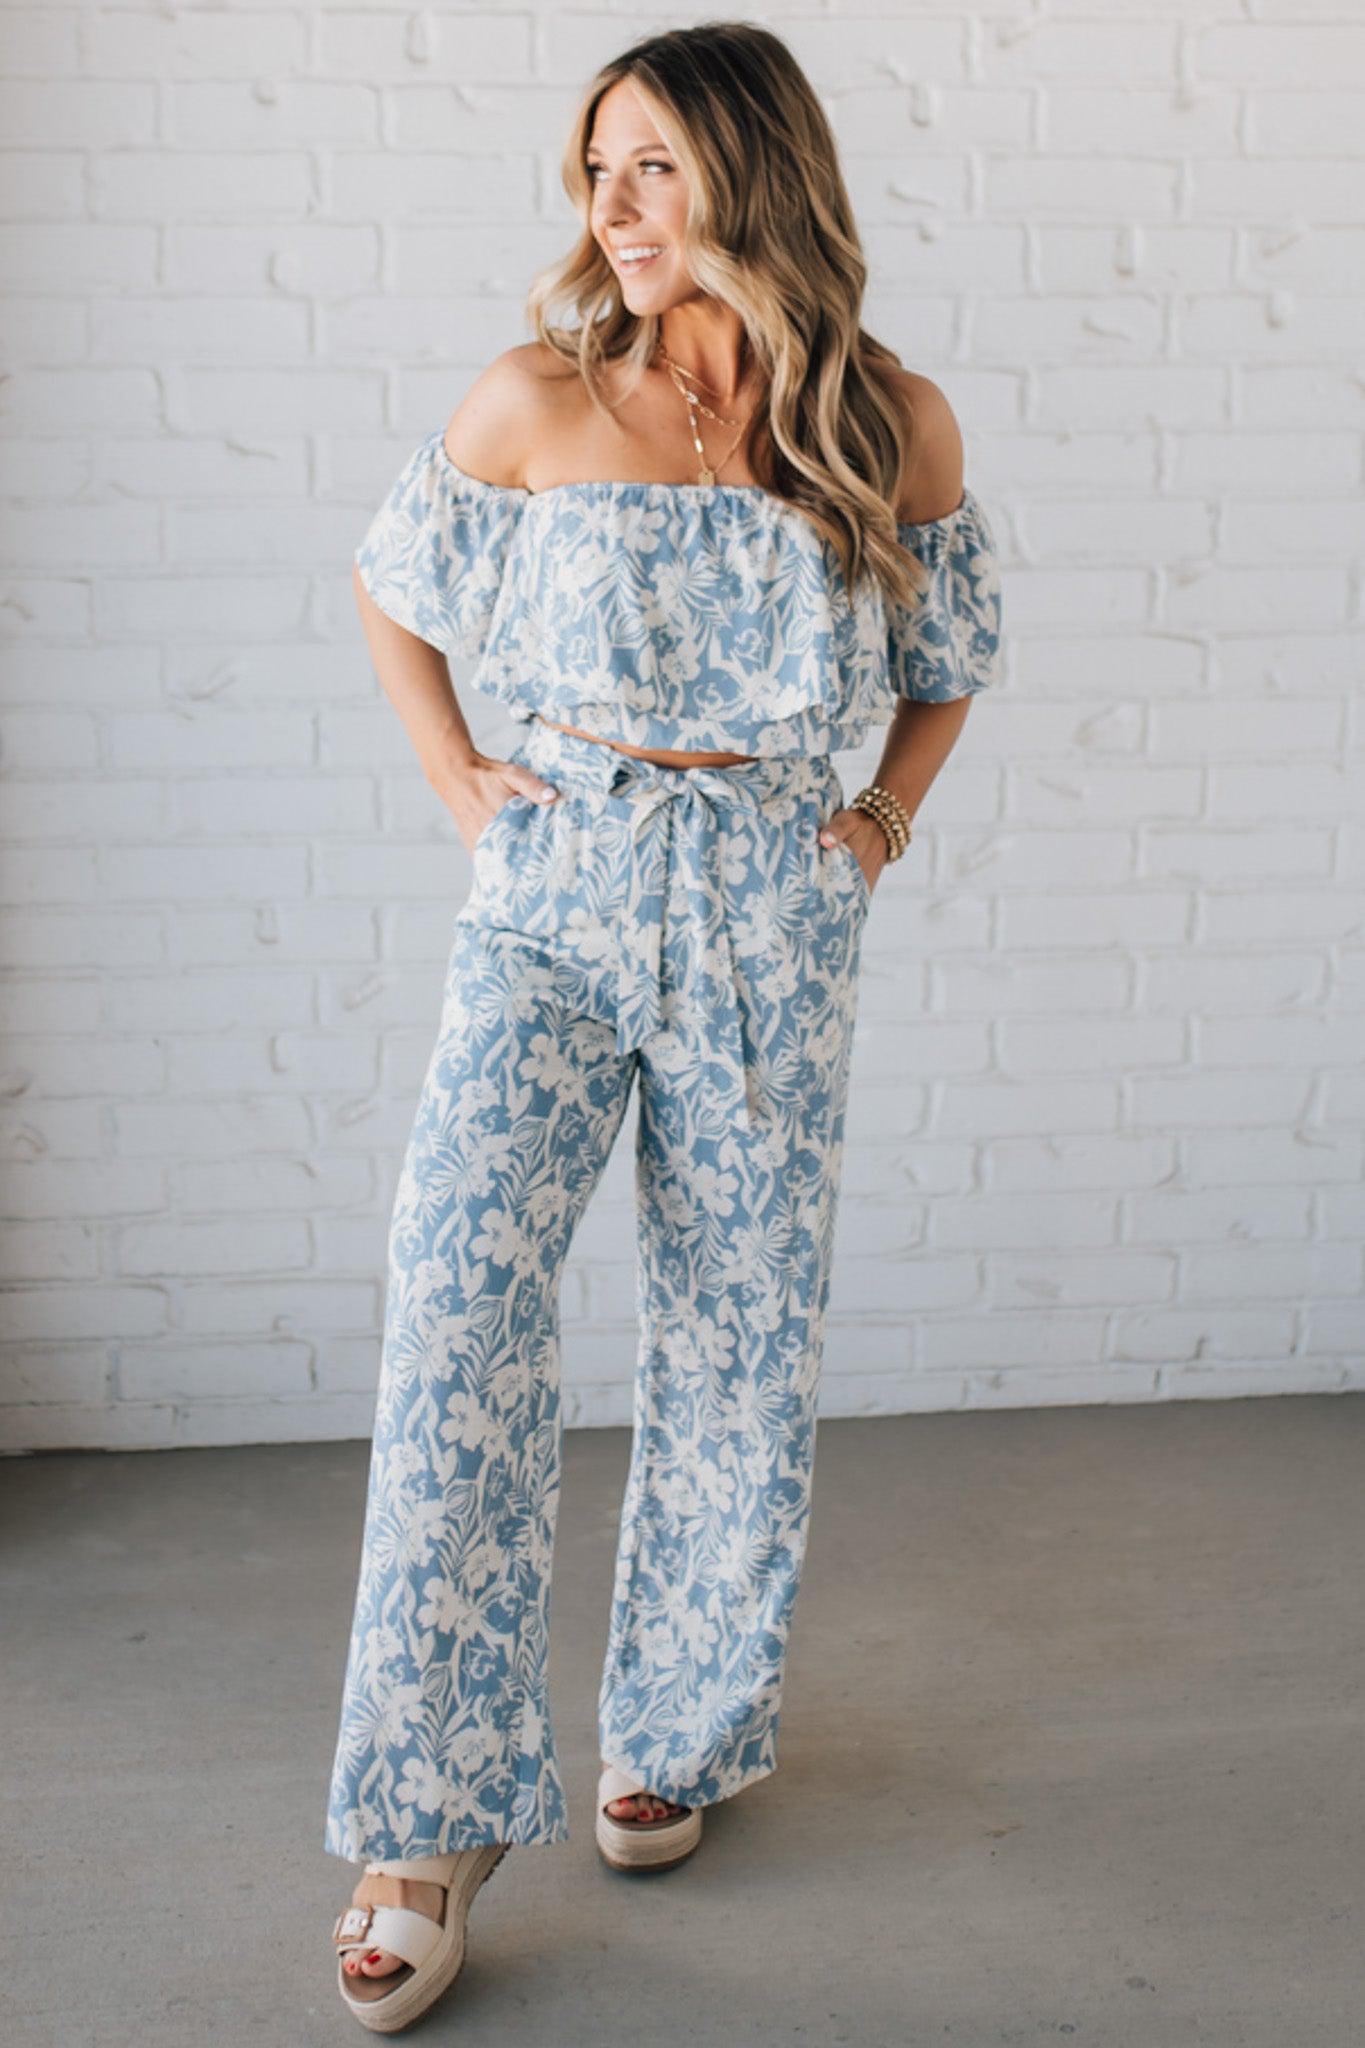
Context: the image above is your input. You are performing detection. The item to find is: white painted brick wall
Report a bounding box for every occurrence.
[2,2,1362,1452]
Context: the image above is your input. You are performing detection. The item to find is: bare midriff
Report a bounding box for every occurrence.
[534,713,757,769]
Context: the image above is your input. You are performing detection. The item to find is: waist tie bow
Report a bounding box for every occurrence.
[518,723,840,1139]
[609,758,768,1136]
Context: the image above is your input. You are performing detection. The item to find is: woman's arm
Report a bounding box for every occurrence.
[355,564,559,858]
[819,371,977,887]
[354,565,475,783]
[866,692,973,831]
[820,697,975,892]
[354,353,561,852]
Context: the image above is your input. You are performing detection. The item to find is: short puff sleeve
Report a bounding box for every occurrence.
[886,487,1002,702]
[354,429,528,659]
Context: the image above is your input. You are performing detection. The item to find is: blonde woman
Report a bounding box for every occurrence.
[325,20,1001,2030]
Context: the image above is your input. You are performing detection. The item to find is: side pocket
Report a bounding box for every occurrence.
[836,836,872,905]
[472,790,531,857]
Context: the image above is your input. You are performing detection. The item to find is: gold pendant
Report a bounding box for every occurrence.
[697,465,714,486]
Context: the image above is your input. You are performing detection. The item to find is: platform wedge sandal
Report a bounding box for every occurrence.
[595,1762,703,1873]
[333,1845,506,2034]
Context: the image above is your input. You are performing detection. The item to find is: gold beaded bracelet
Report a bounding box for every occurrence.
[851,783,914,862]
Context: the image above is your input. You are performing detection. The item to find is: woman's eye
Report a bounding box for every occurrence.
[586,160,673,180]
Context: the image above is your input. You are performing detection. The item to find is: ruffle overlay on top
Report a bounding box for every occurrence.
[354,428,1002,757]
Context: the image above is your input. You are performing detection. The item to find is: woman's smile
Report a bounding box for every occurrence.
[613,242,667,275]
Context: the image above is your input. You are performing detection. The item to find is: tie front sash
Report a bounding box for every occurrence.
[517,720,845,1135]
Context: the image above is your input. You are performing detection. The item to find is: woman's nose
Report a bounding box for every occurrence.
[593,178,637,223]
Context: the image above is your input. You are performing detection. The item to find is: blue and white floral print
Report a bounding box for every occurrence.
[354,429,1003,759]
[325,722,870,1858]
[329,426,1003,1860]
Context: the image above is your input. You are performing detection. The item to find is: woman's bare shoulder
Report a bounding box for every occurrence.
[881,366,965,525]
[442,343,578,490]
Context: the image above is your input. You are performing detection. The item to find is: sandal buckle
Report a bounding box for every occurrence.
[334,1904,375,1944]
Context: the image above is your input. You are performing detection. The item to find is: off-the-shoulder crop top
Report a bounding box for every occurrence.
[354,427,1002,759]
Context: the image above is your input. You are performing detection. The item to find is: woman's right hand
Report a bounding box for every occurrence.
[428,748,559,857]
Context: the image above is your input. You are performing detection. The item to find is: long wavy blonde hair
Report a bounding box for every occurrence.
[525,21,931,609]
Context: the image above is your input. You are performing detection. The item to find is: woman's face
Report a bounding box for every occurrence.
[586,78,691,309]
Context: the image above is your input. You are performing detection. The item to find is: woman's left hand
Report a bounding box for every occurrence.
[820,808,887,897]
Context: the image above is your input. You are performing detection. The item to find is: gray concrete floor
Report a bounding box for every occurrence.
[2,1396,1362,2048]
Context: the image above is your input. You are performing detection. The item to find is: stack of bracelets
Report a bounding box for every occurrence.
[850,782,914,861]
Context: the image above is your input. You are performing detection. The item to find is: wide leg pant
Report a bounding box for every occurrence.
[324,719,870,1860]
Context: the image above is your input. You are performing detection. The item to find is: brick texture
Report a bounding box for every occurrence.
[1,3,1362,1450]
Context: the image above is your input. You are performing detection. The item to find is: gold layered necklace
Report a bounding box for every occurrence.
[656,338,753,486]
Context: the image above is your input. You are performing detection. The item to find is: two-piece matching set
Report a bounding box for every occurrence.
[325,429,1002,1862]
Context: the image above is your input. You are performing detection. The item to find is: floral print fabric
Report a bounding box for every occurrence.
[354,429,1002,758]
[324,721,870,1857]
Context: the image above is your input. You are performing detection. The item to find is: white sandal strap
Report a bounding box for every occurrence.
[364,1853,460,1883]
[598,1762,691,1816]
[599,1763,646,1805]
[334,1902,443,1970]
